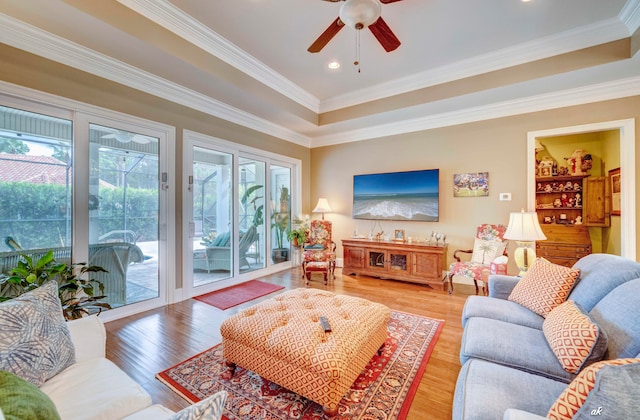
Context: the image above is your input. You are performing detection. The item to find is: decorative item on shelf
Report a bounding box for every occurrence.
[538,156,555,177]
[394,229,405,242]
[504,209,547,276]
[312,198,332,220]
[565,149,587,176]
[430,231,446,246]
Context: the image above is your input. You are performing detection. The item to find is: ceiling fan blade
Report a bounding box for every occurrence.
[368,17,401,52]
[380,0,403,3]
[308,17,344,53]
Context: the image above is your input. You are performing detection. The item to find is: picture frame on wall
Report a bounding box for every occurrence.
[609,167,621,216]
[453,172,489,197]
[394,229,405,242]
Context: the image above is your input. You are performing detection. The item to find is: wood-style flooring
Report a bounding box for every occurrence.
[105,267,475,419]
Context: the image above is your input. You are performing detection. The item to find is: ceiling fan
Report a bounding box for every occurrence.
[308,0,402,54]
[101,131,152,145]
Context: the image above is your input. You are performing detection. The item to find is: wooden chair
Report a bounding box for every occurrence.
[301,220,336,282]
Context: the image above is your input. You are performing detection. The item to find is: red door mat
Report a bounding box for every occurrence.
[194,280,284,310]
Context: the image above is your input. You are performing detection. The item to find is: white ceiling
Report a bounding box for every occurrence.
[1,0,640,147]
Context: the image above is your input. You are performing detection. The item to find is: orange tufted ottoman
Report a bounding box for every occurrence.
[220,288,390,416]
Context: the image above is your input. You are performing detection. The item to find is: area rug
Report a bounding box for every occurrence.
[157,311,443,419]
[193,280,284,310]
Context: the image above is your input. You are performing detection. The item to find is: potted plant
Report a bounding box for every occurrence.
[271,187,290,263]
[287,217,309,247]
[0,250,111,320]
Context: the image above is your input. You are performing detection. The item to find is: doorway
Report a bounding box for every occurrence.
[527,119,636,260]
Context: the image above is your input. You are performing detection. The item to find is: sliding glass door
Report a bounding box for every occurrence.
[191,147,233,287]
[183,132,300,297]
[239,156,266,273]
[0,99,173,317]
[87,123,161,307]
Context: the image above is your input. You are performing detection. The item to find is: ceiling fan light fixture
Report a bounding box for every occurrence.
[339,0,381,30]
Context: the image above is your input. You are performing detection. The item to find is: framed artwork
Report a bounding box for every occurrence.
[453,172,489,197]
[394,229,405,242]
[609,167,621,216]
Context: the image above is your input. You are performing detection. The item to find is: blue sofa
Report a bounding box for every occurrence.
[453,254,640,419]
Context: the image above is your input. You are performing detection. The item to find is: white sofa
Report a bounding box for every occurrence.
[41,315,176,420]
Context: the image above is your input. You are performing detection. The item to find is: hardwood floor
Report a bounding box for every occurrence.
[105,267,475,419]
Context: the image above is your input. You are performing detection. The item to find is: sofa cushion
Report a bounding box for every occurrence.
[168,391,227,420]
[461,295,545,330]
[453,359,566,420]
[0,370,61,420]
[460,317,575,382]
[0,281,75,387]
[547,358,640,420]
[543,300,607,374]
[470,239,506,264]
[40,357,152,420]
[569,254,640,312]
[211,231,230,247]
[508,258,580,318]
[588,277,640,360]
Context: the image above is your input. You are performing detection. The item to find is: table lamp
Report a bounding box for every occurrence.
[312,198,332,220]
[503,209,547,276]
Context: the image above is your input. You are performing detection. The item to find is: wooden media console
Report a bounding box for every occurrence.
[342,238,447,290]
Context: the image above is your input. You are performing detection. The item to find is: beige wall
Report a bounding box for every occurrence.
[311,98,640,276]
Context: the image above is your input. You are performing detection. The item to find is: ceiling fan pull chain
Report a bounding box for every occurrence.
[354,30,361,73]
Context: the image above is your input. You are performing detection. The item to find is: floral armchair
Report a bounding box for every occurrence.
[448,224,508,295]
[301,220,336,278]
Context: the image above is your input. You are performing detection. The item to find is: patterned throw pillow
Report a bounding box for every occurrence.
[543,300,607,373]
[0,370,61,420]
[470,239,506,264]
[547,358,640,419]
[0,281,76,387]
[169,391,227,420]
[508,258,580,317]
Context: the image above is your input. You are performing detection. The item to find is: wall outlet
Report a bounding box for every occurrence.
[499,192,512,201]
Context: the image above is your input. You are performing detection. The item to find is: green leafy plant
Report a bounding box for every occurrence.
[272,187,290,249]
[287,217,309,247]
[0,250,111,320]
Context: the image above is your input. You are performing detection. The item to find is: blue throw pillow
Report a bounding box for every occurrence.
[212,232,230,247]
[304,244,325,250]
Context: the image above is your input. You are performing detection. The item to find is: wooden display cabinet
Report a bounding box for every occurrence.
[535,174,608,266]
[536,224,592,267]
[342,238,447,290]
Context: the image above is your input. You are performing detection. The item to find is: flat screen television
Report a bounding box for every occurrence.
[353,169,439,221]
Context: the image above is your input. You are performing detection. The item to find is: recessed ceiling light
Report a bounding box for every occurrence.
[328,60,341,70]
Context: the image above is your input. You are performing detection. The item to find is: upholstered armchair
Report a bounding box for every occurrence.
[301,220,336,278]
[448,224,508,295]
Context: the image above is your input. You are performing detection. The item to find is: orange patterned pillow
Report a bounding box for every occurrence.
[508,258,580,317]
[547,358,640,419]
[543,300,607,373]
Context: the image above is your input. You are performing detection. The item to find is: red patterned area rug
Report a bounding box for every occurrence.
[193,280,284,310]
[157,311,443,419]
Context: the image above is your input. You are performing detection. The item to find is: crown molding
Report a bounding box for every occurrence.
[310,76,640,148]
[620,0,640,33]
[0,13,311,148]
[117,0,320,113]
[319,17,630,113]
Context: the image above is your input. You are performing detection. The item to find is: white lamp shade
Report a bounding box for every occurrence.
[339,0,382,29]
[313,198,332,214]
[504,210,547,241]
